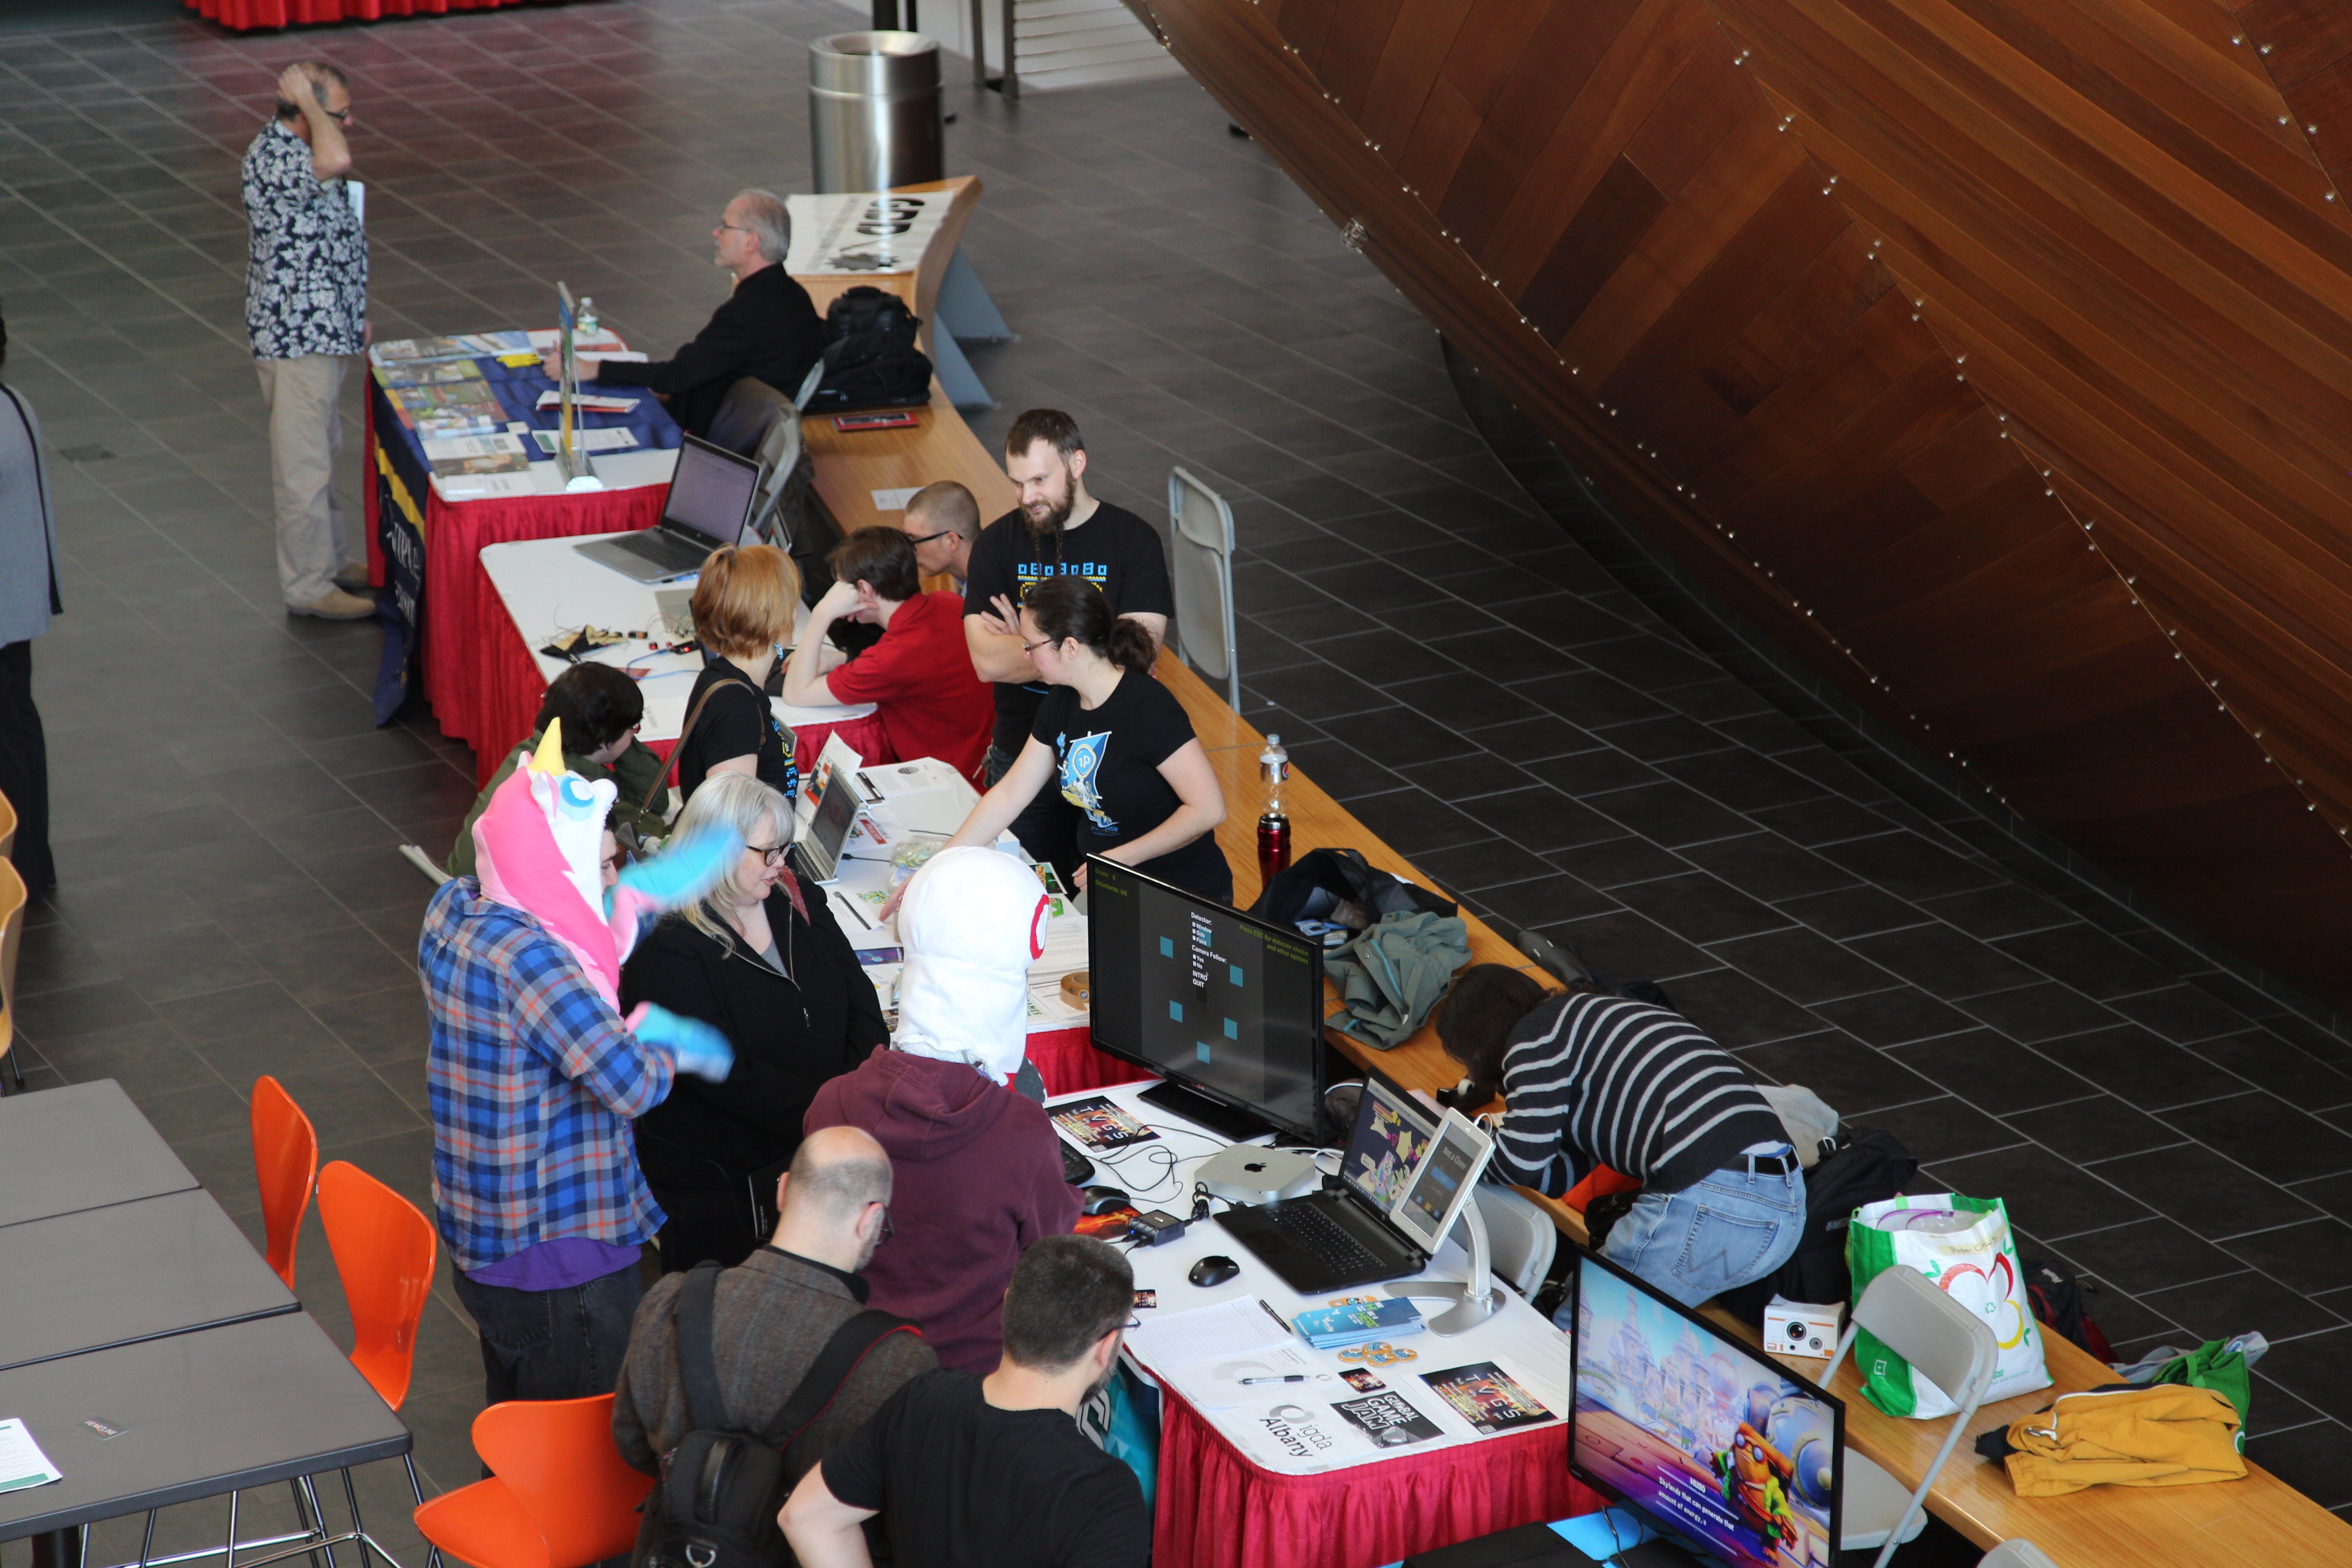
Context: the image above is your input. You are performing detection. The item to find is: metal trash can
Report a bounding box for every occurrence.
[808,31,943,194]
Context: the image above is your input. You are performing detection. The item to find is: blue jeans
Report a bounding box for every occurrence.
[1569,1150,1807,1312]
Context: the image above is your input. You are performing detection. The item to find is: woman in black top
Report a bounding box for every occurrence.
[619,771,886,1270]
[934,576,1230,902]
[675,542,802,806]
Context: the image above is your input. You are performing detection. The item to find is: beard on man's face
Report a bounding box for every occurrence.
[1023,476,1074,538]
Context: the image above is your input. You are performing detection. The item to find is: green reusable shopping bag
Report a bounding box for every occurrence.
[1844,1192,2051,1419]
[2152,1340,2253,1450]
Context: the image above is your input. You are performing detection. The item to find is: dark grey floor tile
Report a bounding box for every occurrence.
[1472,714,1608,764]
[1545,835,1692,890]
[1954,982,2126,1044]
[1609,871,1789,945]
[1476,873,1621,933]
[1887,1029,2099,1116]
[2224,1219,2352,1298]
[1810,985,1982,1047]
[1331,704,1474,767]
[1388,670,1547,732]
[1771,885,1927,941]
[15,977,160,1043]
[1539,907,1718,982]
[1862,1095,2026,1165]
[1280,735,1403,801]
[1676,832,1860,902]
[1737,1033,1940,1116]
[1915,882,2078,940]
[309,985,430,1068]
[1844,922,2045,1001]
[2251,1332,2352,1430]
[2247,1422,2352,1508]
[1649,748,1828,815]
[2160,1093,2352,1185]
[2004,1094,2188,1165]
[1923,1143,2151,1241]
[1743,796,1896,847]
[1537,746,1666,797]
[1814,831,2001,900]
[1509,668,1670,726]
[1593,715,1731,764]
[1412,837,1559,896]
[1247,659,1394,722]
[1709,926,1897,1005]
[2195,1031,2352,1112]
[1341,786,1492,857]
[1394,750,1536,802]
[1659,968,1824,1049]
[1448,784,1624,852]
[1583,780,1755,849]
[2031,1024,2232,1114]
[2088,1143,2319,1239]
[2105,983,2253,1044]
[1992,923,2178,1001]
[1301,628,1463,687]
[2051,1216,2246,1297]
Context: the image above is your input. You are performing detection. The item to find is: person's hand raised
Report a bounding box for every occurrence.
[978,592,1021,640]
[276,64,318,111]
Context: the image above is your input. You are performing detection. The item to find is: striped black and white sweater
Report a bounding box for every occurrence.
[1491,991,1783,1197]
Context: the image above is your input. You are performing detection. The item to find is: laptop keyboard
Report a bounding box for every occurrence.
[623,529,713,571]
[1268,1201,1387,1277]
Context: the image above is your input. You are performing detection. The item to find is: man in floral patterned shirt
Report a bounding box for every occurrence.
[243,62,374,621]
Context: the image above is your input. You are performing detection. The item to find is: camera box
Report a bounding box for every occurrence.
[1764,1297,1845,1359]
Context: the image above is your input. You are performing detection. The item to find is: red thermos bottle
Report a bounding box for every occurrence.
[1257,735,1291,885]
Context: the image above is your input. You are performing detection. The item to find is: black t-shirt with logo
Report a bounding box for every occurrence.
[962,501,1174,758]
[821,1369,1150,1568]
[1031,668,1231,903]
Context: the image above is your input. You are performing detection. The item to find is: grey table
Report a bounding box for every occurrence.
[0,1080,198,1230]
[0,1189,299,1374]
[0,1314,411,1552]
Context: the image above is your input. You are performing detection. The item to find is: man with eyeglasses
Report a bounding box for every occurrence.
[556,189,827,441]
[612,1125,937,1566]
[244,61,374,621]
[900,480,980,589]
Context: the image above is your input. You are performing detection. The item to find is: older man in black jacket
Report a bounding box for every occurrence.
[556,188,827,439]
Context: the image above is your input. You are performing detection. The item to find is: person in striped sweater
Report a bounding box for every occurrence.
[1438,964,1803,1311]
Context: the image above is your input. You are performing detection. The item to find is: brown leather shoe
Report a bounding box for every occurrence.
[289,589,377,620]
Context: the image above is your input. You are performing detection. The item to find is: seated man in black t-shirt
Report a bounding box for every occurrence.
[780,1234,1150,1568]
[962,409,1173,883]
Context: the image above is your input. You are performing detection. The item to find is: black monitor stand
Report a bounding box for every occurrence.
[1137,1080,1279,1144]
[1608,1539,1707,1568]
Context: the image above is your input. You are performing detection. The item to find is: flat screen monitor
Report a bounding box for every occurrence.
[1389,1108,1492,1254]
[1568,1245,1843,1568]
[664,435,760,547]
[1085,856,1324,1143]
[1339,1070,1437,1211]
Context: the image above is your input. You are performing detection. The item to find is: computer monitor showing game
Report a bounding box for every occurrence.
[1568,1245,1844,1568]
[1086,857,1324,1143]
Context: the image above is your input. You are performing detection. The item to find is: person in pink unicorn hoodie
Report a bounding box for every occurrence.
[421,722,741,1404]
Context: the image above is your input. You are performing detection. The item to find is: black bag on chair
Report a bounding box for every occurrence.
[806,286,932,412]
[1250,846,1457,929]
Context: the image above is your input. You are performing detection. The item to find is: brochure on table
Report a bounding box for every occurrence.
[1072,1082,1579,1478]
[801,736,1087,1036]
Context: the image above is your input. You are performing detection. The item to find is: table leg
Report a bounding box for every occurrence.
[33,1525,87,1568]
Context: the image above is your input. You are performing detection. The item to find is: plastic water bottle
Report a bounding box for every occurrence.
[1257,734,1291,885]
[576,296,598,337]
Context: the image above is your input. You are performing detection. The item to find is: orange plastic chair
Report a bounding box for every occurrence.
[413,1395,655,1568]
[250,1077,319,1289]
[0,855,25,1095]
[318,1159,436,1411]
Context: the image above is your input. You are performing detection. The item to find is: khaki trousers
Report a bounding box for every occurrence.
[256,353,354,607]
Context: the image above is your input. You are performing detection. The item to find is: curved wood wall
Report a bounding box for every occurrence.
[1127,0,2352,1007]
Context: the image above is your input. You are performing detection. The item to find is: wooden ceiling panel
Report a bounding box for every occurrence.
[1130,0,2352,1007]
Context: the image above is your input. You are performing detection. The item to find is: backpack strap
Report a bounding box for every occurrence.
[760,1307,921,1458]
[639,678,741,816]
[672,1260,731,1433]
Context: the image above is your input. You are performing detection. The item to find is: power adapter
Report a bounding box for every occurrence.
[1126,1210,1188,1247]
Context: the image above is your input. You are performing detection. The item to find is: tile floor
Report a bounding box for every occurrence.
[4,0,2352,1548]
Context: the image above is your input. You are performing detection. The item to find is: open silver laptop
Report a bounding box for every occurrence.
[575,436,758,583]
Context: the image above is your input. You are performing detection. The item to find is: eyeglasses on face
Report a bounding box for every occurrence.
[746,841,791,867]
[904,528,953,546]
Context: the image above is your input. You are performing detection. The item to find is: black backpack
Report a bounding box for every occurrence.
[1719,1127,1917,1320]
[644,1262,918,1568]
[806,286,933,412]
[1250,846,1458,927]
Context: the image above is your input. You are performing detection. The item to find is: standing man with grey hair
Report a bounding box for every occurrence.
[244,60,374,621]
[561,189,827,440]
[611,1125,936,1568]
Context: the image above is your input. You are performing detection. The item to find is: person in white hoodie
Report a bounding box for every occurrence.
[804,846,1082,1372]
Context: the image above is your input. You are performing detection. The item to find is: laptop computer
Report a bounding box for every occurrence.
[575,435,760,582]
[790,760,864,885]
[1214,1069,1443,1294]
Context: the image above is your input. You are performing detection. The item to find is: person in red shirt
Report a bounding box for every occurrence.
[779,527,992,780]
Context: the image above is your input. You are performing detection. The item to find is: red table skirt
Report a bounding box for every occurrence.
[187,0,537,29]
[1154,1386,1605,1568]
[1027,1029,1149,1097]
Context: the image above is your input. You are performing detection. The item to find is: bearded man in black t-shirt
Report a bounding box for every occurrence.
[962,409,1174,877]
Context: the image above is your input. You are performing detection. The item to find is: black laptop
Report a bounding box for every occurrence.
[575,434,760,582]
[1215,1068,1440,1294]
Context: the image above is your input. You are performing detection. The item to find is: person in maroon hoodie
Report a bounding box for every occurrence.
[804,846,1082,1373]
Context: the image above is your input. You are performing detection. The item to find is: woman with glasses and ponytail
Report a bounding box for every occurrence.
[620,772,886,1271]
[925,575,1230,904]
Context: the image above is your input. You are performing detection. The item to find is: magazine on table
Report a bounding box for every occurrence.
[1050,1096,1157,1152]
[1329,1390,1444,1449]
[1419,1361,1556,1435]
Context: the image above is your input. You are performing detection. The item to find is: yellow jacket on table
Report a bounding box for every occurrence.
[1996,1385,2245,1497]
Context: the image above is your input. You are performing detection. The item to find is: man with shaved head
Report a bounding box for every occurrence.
[613,1125,938,1563]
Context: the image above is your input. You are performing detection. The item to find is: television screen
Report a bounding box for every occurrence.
[1569,1247,1843,1568]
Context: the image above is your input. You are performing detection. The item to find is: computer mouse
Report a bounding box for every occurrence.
[1081,1185,1133,1216]
[1188,1254,1241,1288]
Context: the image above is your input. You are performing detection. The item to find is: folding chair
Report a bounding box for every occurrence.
[1822,1265,2001,1568]
[1469,1184,1555,1298]
[412,1396,653,1568]
[1167,467,1238,711]
[1976,1541,2060,1568]
[0,853,22,1094]
[250,1076,319,1290]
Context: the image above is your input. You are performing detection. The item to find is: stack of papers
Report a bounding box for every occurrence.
[372,331,532,365]
[1291,1297,1424,1350]
[532,427,640,454]
[0,1418,61,1494]
[1126,1297,1292,1370]
[536,390,639,413]
[394,381,506,439]
[378,359,483,389]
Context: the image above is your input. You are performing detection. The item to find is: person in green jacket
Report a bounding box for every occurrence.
[447,662,670,877]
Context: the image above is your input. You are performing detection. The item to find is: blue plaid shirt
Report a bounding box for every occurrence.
[421,878,673,1273]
